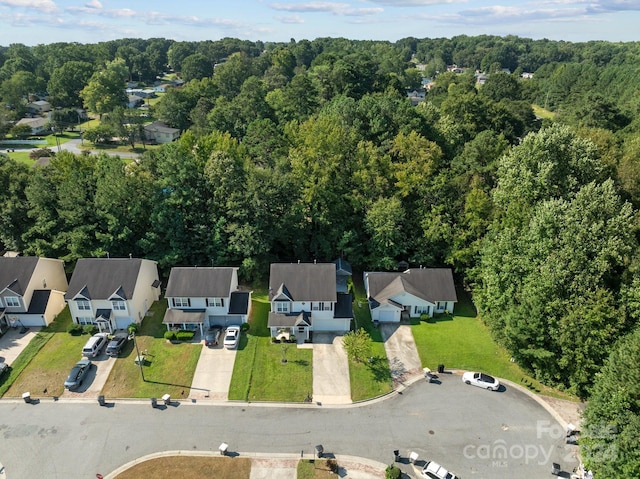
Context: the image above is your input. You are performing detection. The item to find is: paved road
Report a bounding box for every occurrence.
[0,373,576,479]
[59,138,141,159]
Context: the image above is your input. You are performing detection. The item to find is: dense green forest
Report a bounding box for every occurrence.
[2,35,640,474]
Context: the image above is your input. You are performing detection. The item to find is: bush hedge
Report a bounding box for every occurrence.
[67,323,83,335]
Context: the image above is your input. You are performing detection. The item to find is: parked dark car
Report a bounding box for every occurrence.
[205,326,223,347]
[64,359,92,390]
[0,361,8,378]
[106,332,130,357]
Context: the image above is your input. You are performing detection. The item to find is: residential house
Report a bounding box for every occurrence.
[65,258,161,333]
[143,121,180,144]
[15,117,50,135]
[521,72,534,79]
[127,94,144,109]
[268,262,353,342]
[406,88,426,106]
[334,258,352,294]
[162,267,251,335]
[26,100,51,114]
[364,268,457,323]
[0,256,68,333]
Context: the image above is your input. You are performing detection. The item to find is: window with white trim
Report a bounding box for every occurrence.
[112,300,126,311]
[77,316,94,325]
[207,298,224,307]
[436,301,447,310]
[5,296,20,307]
[415,305,430,315]
[173,297,190,308]
[76,299,91,310]
[275,302,289,313]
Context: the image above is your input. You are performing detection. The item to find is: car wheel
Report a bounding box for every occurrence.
[465,380,471,385]
[487,386,493,390]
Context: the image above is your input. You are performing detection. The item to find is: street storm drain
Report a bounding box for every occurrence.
[428,430,435,435]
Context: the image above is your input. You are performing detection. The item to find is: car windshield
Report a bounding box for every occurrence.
[480,373,495,382]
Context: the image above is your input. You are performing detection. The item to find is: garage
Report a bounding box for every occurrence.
[378,310,397,322]
[208,315,243,327]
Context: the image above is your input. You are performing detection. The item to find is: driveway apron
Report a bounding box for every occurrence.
[0,326,41,365]
[62,353,117,398]
[312,333,351,405]
[380,324,422,385]
[189,342,236,400]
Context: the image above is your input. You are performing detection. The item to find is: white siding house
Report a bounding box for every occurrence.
[162,267,251,335]
[65,258,161,333]
[364,268,457,323]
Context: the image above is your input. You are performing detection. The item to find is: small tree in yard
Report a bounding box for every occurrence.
[385,464,401,479]
[342,328,372,363]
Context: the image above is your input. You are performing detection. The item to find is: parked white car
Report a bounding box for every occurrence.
[223,326,240,349]
[421,460,458,479]
[462,371,500,391]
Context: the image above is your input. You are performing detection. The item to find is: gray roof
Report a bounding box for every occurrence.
[269,263,336,302]
[144,121,179,134]
[26,290,51,314]
[0,257,39,296]
[333,258,352,276]
[165,267,236,298]
[366,268,457,305]
[162,309,205,324]
[65,258,146,301]
[267,311,311,328]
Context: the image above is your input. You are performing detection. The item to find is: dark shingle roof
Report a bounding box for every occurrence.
[26,290,51,314]
[165,267,236,298]
[366,268,457,304]
[65,258,145,301]
[269,263,336,302]
[334,293,353,319]
[228,291,250,315]
[0,257,39,296]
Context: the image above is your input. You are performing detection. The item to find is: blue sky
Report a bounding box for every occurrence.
[0,0,638,46]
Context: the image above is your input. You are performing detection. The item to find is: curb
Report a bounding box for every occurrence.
[102,450,388,479]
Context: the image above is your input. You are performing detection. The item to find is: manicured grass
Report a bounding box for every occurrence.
[114,456,251,479]
[3,306,86,398]
[297,459,337,479]
[349,274,393,401]
[101,299,202,398]
[6,151,33,165]
[412,288,576,400]
[228,294,312,402]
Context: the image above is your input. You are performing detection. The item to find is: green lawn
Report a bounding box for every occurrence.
[349,274,393,401]
[411,288,575,400]
[533,104,556,119]
[4,306,87,398]
[101,299,202,398]
[229,295,313,402]
[297,459,336,479]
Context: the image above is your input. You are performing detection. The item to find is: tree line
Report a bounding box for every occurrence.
[2,35,640,474]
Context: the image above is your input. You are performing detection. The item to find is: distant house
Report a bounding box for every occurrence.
[127,94,144,109]
[521,72,534,79]
[0,256,68,333]
[334,258,352,294]
[162,267,251,335]
[26,100,51,114]
[268,262,353,341]
[476,74,489,85]
[364,268,457,322]
[65,258,161,333]
[15,117,50,135]
[144,121,180,144]
[406,88,426,106]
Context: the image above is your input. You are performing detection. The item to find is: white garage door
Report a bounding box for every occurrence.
[379,310,396,322]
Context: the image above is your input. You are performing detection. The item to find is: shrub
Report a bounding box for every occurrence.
[164,331,176,341]
[327,459,339,473]
[176,330,195,341]
[67,323,83,335]
[127,323,139,334]
[29,148,55,160]
[385,464,401,479]
[240,322,250,333]
[83,324,97,335]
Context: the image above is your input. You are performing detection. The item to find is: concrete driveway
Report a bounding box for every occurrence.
[312,333,351,405]
[61,353,116,398]
[0,326,41,365]
[189,340,237,400]
[380,324,422,385]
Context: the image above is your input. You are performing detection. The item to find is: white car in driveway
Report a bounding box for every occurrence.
[421,460,458,479]
[223,326,240,349]
[462,371,500,391]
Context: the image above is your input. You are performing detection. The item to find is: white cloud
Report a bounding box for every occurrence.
[0,0,57,13]
[270,1,382,15]
[276,14,305,23]
[366,0,464,5]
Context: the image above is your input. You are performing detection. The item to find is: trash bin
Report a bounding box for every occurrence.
[551,463,561,475]
[315,445,324,458]
[151,397,157,408]
[393,450,400,462]
[22,392,31,403]
[98,395,105,406]
[437,364,445,373]
[162,393,171,405]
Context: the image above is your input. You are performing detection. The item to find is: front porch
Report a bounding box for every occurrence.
[162,309,206,336]
[267,311,311,343]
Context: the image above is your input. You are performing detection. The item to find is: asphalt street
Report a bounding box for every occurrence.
[0,373,576,479]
